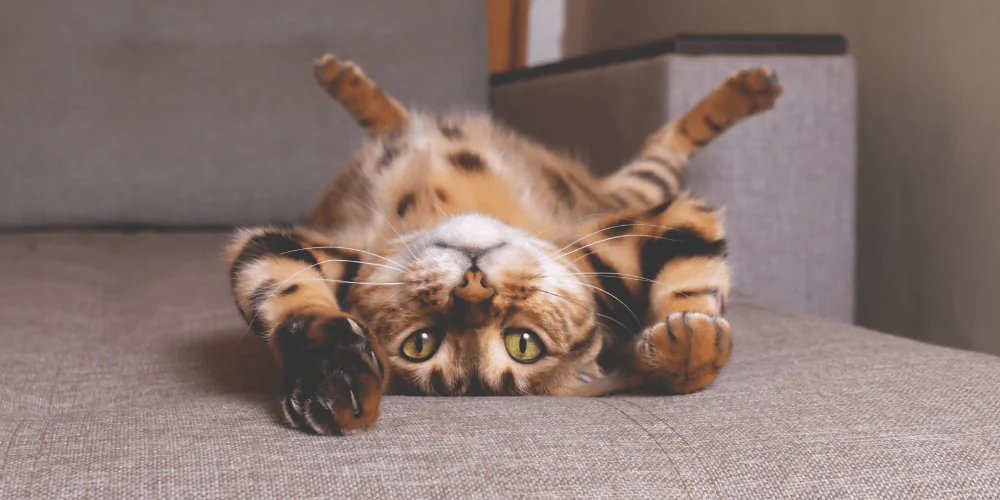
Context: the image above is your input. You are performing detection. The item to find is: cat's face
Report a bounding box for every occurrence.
[350,214,603,396]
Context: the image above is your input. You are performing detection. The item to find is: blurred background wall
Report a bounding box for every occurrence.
[523,0,1000,355]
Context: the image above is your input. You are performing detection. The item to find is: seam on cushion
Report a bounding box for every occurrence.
[0,418,26,484]
[46,352,69,414]
[622,399,721,500]
[24,416,55,496]
[596,399,692,499]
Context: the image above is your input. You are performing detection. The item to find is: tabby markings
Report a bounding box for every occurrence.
[704,116,724,133]
[541,168,575,206]
[580,247,640,332]
[499,370,517,395]
[231,233,319,284]
[248,279,277,336]
[337,258,361,307]
[448,150,486,172]
[438,121,465,140]
[628,169,673,200]
[430,370,453,396]
[378,144,400,170]
[396,192,416,217]
[637,155,684,178]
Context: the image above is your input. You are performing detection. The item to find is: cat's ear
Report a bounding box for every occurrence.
[313,53,410,137]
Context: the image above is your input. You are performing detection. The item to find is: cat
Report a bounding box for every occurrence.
[227,53,782,434]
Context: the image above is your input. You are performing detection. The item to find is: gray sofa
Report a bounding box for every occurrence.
[2,3,998,498]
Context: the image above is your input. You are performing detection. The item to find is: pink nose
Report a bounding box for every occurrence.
[453,268,495,304]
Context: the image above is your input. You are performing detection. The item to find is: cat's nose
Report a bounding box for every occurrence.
[453,267,495,304]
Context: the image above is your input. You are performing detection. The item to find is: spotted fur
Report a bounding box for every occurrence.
[227,54,782,434]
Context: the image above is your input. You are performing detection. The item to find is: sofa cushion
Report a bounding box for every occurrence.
[0,1,487,228]
[0,232,998,497]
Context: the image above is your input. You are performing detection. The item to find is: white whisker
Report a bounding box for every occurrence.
[283,255,403,274]
[520,211,627,247]
[279,246,405,271]
[536,288,633,333]
[239,256,404,340]
[611,217,712,237]
[551,223,632,255]
[552,233,684,262]
[542,278,642,329]
[548,216,703,259]
[565,272,670,289]
[282,278,407,287]
[347,193,419,261]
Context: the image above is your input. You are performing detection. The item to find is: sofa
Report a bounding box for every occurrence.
[2,2,998,497]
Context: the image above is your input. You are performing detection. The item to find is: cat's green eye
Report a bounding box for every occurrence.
[503,329,545,363]
[400,329,441,362]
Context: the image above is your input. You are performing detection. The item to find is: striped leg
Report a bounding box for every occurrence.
[228,227,388,434]
[568,196,731,394]
[602,66,783,210]
[632,197,732,394]
[313,53,410,136]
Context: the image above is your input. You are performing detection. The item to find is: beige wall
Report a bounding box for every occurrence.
[558,0,1000,354]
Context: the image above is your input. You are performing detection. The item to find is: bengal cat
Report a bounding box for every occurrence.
[227,53,782,434]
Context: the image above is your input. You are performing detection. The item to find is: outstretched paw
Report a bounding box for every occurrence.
[637,312,732,394]
[726,66,783,115]
[275,313,388,435]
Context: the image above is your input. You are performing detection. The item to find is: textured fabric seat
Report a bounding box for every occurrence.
[1,232,997,497]
[3,2,998,496]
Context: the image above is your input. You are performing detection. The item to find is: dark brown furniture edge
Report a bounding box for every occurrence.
[490,34,847,86]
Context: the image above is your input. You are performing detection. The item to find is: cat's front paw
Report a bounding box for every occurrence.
[275,313,388,435]
[636,312,732,394]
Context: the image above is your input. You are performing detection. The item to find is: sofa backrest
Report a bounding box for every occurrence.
[0,1,487,228]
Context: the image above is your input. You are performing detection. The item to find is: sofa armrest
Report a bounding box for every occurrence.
[490,35,857,323]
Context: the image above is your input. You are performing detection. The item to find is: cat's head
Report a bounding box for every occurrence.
[350,213,604,396]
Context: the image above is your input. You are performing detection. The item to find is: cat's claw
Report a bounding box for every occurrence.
[275,314,388,435]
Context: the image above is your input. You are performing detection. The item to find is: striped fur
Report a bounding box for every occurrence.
[227,54,782,434]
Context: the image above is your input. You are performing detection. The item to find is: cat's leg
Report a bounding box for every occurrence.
[631,197,732,394]
[314,53,410,136]
[228,227,388,434]
[601,67,782,210]
[567,196,731,395]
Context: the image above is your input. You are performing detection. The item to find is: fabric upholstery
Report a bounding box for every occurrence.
[492,55,856,324]
[0,1,488,228]
[1,232,997,498]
